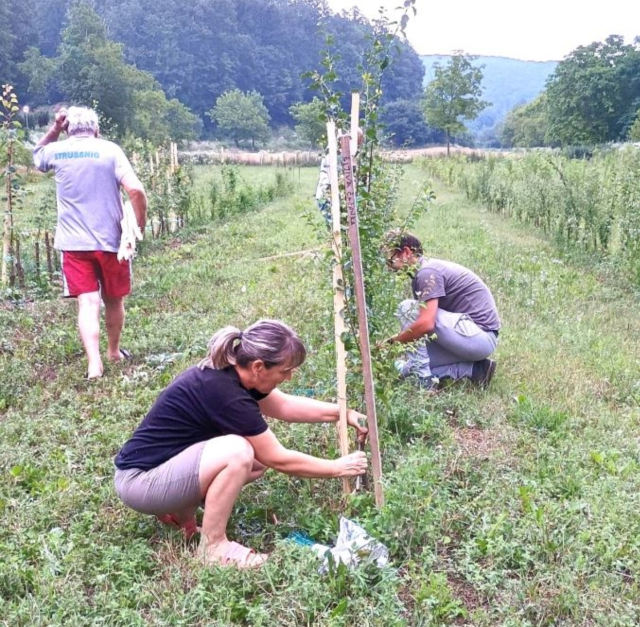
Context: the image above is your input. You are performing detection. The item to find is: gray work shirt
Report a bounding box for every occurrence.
[33,135,134,252]
[412,257,501,332]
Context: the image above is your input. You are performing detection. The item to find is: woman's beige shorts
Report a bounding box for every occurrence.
[114,441,206,514]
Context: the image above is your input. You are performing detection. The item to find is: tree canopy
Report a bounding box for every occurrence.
[500,94,551,148]
[289,97,326,148]
[545,35,640,145]
[423,52,489,155]
[17,0,202,142]
[208,89,271,148]
[380,99,443,147]
[502,35,640,148]
[4,0,425,142]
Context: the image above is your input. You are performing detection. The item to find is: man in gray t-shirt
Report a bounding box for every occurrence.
[33,107,147,379]
[384,231,501,387]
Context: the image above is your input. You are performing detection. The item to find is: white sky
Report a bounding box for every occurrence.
[326,0,640,61]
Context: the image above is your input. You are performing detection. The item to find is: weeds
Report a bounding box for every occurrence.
[0,165,638,624]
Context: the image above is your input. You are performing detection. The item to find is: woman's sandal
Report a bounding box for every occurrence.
[157,514,199,540]
[202,540,268,569]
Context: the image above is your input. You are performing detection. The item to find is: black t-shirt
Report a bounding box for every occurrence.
[115,366,269,471]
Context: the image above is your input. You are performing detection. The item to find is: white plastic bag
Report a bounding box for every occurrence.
[318,516,389,574]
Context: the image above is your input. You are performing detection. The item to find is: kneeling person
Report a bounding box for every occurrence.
[385,231,501,387]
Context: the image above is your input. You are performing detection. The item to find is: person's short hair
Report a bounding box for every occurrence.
[199,319,307,371]
[66,106,100,136]
[383,229,423,258]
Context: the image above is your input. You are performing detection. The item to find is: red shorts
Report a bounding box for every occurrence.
[61,251,132,298]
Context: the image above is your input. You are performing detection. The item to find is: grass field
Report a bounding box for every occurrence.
[1,164,638,626]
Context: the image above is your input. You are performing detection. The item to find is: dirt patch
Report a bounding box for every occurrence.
[448,572,488,615]
[35,365,58,383]
[452,427,507,460]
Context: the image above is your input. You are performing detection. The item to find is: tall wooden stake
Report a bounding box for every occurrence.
[327,120,350,496]
[340,132,385,507]
[349,93,360,159]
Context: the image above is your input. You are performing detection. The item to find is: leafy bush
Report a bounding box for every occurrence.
[419,148,640,284]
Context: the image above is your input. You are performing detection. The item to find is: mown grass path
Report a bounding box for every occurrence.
[1,165,638,626]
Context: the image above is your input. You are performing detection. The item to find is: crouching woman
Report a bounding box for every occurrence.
[114,319,368,568]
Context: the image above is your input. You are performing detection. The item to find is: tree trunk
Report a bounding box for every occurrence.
[446,132,451,157]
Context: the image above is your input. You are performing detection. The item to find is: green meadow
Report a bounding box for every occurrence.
[1,164,638,626]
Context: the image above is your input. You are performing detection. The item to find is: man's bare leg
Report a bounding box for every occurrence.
[77,291,103,378]
[103,295,125,361]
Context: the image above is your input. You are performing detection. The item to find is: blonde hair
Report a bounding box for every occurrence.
[199,319,306,370]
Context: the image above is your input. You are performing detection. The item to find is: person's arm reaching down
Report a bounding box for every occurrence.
[246,428,367,477]
[389,298,438,344]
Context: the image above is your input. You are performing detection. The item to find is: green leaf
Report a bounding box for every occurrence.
[331,598,348,617]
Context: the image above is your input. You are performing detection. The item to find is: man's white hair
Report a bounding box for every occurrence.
[66,106,100,136]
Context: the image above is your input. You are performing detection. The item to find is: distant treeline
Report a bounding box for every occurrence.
[501,36,640,148]
[1,0,428,144]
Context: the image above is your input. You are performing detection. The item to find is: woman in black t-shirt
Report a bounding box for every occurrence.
[114,319,368,568]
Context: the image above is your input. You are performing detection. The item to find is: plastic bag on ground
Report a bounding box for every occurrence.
[317,516,389,574]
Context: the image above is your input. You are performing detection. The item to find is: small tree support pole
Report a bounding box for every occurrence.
[45,231,53,281]
[327,120,350,496]
[34,237,41,278]
[349,92,360,159]
[340,131,385,507]
[2,140,14,287]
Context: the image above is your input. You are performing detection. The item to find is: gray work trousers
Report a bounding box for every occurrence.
[396,300,498,381]
[428,307,498,380]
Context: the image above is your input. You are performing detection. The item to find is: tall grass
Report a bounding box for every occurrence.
[419,149,640,284]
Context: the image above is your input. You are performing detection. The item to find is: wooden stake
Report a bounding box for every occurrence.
[45,231,53,282]
[349,92,360,159]
[2,156,13,287]
[340,132,384,507]
[15,236,24,288]
[34,238,40,278]
[327,120,350,496]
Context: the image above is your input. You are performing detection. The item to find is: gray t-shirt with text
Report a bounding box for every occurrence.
[33,135,134,252]
[412,257,501,332]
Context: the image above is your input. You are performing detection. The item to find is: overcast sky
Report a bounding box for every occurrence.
[326,0,640,62]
